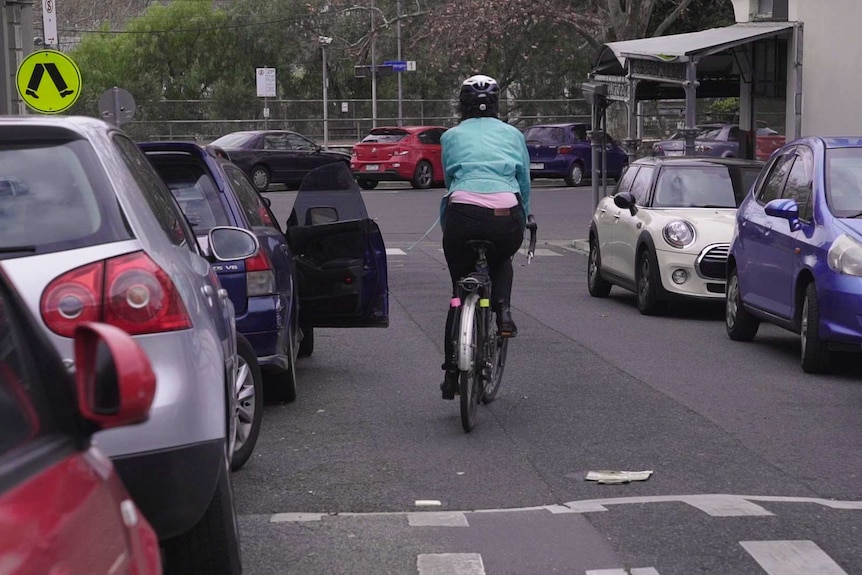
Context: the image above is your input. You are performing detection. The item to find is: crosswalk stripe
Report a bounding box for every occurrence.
[586,569,660,575]
[387,248,406,255]
[417,553,485,575]
[408,511,469,527]
[740,540,849,575]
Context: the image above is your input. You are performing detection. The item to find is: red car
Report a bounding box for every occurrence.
[0,268,161,574]
[351,126,447,189]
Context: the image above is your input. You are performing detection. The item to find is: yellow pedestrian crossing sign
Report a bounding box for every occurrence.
[16,50,82,114]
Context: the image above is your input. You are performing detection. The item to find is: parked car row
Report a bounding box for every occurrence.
[0,116,390,574]
[588,136,862,374]
[651,122,786,162]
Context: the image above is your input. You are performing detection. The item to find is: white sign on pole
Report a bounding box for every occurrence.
[341,102,349,113]
[256,68,277,98]
[42,0,58,47]
[406,61,417,72]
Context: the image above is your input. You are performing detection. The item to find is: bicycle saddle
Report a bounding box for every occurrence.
[465,239,495,254]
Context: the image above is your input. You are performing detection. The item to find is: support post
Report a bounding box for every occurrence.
[396,0,403,126]
[683,61,699,156]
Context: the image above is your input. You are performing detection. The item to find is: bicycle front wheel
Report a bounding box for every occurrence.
[458,294,481,432]
[481,316,508,404]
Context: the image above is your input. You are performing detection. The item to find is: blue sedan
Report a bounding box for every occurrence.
[142,143,390,398]
[726,136,862,373]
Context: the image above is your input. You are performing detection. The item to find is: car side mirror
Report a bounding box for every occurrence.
[764,198,802,231]
[208,226,259,261]
[261,196,272,208]
[613,191,638,215]
[73,323,155,429]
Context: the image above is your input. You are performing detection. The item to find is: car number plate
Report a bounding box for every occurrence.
[530,163,544,170]
[366,164,380,171]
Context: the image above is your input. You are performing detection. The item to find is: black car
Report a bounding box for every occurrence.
[210,130,351,191]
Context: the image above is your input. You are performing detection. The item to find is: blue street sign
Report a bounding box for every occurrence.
[382,60,407,72]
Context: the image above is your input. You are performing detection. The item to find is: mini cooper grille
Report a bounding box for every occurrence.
[697,244,730,280]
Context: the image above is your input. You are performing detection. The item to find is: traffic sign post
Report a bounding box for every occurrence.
[256,67,276,128]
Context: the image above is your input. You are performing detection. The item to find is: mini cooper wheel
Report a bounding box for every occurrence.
[800,282,831,373]
[725,268,759,341]
[587,238,612,297]
[636,248,662,315]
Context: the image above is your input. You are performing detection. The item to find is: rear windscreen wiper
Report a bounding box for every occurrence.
[0,245,36,253]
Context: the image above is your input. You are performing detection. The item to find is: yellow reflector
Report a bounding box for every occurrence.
[479,298,490,308]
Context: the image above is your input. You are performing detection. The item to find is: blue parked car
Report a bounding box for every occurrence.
[523,122,628,187]
[142,143,390,399]
[726,136,862,373]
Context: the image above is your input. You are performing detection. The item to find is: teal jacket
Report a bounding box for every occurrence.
[439,117,531,226]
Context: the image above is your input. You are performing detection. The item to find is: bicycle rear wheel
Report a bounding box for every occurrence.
[458,294,481,432]
[481,315,508,404]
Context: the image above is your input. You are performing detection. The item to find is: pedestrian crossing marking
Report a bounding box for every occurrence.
[407,511,468,527]
[417,553,485,575]
[587,569,660,575]
[741,540,849,575]
[386,248,406,255]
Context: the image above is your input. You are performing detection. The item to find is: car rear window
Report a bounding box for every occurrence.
[523,127,564,145]
[361,129,408,144]
[654,165,761,208]
[211,132,254,148]
[0,137,133,258]
[147,155,231,234]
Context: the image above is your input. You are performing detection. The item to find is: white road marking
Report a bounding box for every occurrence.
[563,494,773,517]
[740,540,849,575]
[415,499,442,507]
[270,512,323,523]
[408,511,469,527]
[386,248,406,255]
[587,569,660,575]
[525,248,562,257]
[417,553,485,575]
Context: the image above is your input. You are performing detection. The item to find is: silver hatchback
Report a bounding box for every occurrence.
[0,116,255,574]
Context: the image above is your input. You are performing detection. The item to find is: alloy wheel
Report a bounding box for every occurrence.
[234,355,256,453]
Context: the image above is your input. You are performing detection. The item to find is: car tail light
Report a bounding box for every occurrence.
[392,148,409,156]
[41,252,192,337]
[245,250,275,296]
[558,146,572,155]
[258,205,274,226]
[695,145,713,153]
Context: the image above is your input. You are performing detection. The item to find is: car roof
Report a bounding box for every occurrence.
[368,126,445,133]
[820,137,862,149]
[526,123,589,129]
[632,156,764,168]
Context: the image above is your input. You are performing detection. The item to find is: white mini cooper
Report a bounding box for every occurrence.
[587,156,763,314]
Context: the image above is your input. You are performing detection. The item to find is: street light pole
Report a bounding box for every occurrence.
[370,0,377,128]
[319,36,332,149]
[396,0,403,126]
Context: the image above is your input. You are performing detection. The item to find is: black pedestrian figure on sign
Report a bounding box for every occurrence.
[26,63,73,99]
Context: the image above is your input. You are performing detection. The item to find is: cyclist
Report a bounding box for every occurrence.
[439,74,531,400]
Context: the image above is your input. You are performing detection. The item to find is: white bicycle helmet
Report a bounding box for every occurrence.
[459,74,500,112]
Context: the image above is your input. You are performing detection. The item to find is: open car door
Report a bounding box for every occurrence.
[286,162,389,328]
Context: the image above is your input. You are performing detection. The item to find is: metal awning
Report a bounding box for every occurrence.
[595,22,795,72]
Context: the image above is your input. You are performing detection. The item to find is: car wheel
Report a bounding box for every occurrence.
[636,248,662,315]
[298,321,314,358]
[725,268,759,341]
[564,162,584,187]
[161,450,242,574]
[800,282,831,373]
[251,165,270,192]
[587,237,612,297]
[358,179,378,190]
[267,333,298,404]
[230,336,262,471]
[411,160,433,189]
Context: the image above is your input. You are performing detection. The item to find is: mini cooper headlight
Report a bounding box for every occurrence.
[662,220,696,249]
[828,234,862,276]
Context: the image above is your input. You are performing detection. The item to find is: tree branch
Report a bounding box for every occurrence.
[652,0,695,37]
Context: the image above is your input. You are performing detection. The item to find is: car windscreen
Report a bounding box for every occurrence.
[653,165,761,208]
[826,148,862,217]
[211,132,255,148]
[147,156,231,234]
[523,127,564,145]
[0,138,133,259]
[361,129,408,144]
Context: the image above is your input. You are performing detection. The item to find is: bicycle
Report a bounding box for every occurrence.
[449,214,538,432]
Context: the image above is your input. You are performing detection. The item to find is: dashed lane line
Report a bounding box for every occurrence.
[587,569,660,575]
[417,553,485,575]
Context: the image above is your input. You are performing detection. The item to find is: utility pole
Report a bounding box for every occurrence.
[319,36,332,149]
[396,0,402,126]
[370,0,377,128]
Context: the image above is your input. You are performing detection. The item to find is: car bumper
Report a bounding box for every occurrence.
[816,273,862,345]
[236,294,290,369]
[352,161,413,181]
[656,248,727,300]
[528,159,569,177]
[112,438,224,539]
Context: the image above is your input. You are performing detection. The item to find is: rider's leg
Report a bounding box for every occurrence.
[489,219,525,338]
[441,207,475,399]
[440,304,459,399]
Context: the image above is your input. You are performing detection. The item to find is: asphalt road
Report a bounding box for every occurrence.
[233,180,862,575]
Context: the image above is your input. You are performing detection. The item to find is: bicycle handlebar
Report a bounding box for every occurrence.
[526,214,538,264]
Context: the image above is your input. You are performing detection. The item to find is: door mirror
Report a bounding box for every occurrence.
[208,226,259,261]
[764,198,802,231]
[73,323,155,429]
[613,191,638,214]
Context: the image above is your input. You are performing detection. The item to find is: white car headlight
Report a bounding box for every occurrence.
[662,220,696,249]
[827,234,862,276]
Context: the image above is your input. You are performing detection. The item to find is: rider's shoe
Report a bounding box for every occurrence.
[440,365,458,400]
[497,307,517,338]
